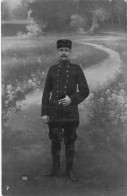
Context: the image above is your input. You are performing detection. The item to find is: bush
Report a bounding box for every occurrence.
[26,18,42,37]
[70,14,88,32]
[2,71,43,123]
[87,7,109,34]
[26,9,46,37]
[84,73,127,147]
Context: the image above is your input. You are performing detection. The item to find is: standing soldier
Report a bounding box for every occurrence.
[41,39,89,181]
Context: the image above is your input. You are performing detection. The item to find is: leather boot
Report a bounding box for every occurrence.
[42,141,61,177]
[65,142,78,182]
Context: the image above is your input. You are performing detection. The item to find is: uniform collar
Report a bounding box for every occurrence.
[59,60,70,67]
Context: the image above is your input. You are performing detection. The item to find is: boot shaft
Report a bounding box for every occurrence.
[65,142,75,171]
[51,141,61,170]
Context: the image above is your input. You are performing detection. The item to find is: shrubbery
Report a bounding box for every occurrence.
[2,71,45,123]
[83,73,127,147]
[70,14,88,32]
[26,10,46,37]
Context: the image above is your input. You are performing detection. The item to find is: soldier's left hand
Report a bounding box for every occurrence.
[59,95,71,106]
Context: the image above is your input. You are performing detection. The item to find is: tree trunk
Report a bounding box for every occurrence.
[87,14,99,34]
[118,14,122,26]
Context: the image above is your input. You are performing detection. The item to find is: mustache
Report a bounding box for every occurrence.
[61,55,67,57]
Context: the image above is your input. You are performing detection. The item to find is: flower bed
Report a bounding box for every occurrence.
[2,37,108,123]
[83,73,127,146]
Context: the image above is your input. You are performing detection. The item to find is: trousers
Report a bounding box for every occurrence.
[48,121,79,171]
[48,121,79,144]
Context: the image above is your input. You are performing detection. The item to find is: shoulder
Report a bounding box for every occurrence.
[48,64,58,72]
[50,64,58,69]
[70,63,83,71]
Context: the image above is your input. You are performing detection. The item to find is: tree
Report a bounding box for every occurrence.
[113,0,125,26]
[70,14,88,32]
[13,0,28,19]
[26,0,126,34]
[87,4,110,33]
[27,0,77,32]
[26,9,46,36]
[1,1,13,20]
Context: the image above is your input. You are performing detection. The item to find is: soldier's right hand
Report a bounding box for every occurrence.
[40,115,50,124]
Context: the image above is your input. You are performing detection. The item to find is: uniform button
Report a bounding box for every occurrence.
[67,75,69,77]
[66,80,68,82]
[57,91,59,93]
[58,69,60,71]
[66,70,69,72]
[64,86,67,88]
[57,74,59,76]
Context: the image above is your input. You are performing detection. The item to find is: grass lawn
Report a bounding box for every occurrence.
[89,37,127,90]
[2,34,127,196]
[2,36,108,82]
[2,35,108,116]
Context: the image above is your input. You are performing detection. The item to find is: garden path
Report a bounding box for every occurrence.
[20,41,122,109]
[4,38,127,196]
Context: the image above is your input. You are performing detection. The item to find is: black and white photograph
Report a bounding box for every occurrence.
[1,0,127,195]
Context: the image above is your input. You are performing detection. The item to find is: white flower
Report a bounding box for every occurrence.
[42,71,45,76]
[32,82,37,89]
[90,93,94,99]
[35,88,39,93]
[7,84,13,90]
[7,89,12,94]
[8,94,13,101]
[117,95,125,104]
[108,97,112,102]
[37,81,40,85]
[100,98,104,103]
[32,77,36,82]
[11,90,15,95]
[111,93,117,100]
[16,86,21,92]
[37,57,41,63]
[106,89,110,95]
[5,100,9,105]
[31,74,35,77]
[16,101,20,107]
[28,79,32,84]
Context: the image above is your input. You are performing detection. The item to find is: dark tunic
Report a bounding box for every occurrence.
[41,60,89,123]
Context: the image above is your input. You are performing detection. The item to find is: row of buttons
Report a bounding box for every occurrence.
[56,63,70,98]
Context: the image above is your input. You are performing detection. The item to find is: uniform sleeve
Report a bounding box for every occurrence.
[69,67,89,105]
[41,68,52,116]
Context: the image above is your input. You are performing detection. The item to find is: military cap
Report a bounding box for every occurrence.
[57,39,72,49]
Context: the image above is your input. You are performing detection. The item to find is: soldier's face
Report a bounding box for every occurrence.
[57,47,71,61]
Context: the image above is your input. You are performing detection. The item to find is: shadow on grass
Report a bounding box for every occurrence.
[75,124,127,189]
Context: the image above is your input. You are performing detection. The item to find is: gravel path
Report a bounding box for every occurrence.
[83,42,122,90]
[20,41,122,109]
[3,39,126,196]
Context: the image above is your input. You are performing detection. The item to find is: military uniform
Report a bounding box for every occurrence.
[41,40,89,180]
